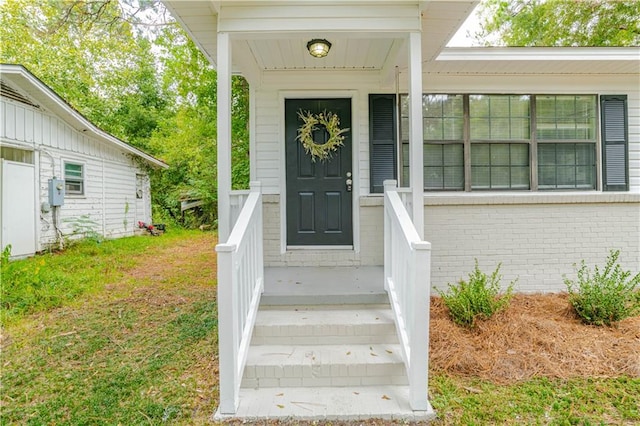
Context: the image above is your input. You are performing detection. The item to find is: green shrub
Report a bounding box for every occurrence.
[564,250,640,326]
[439,260,516,328]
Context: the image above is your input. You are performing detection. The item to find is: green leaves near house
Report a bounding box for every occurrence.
[564,249,640,326]
[438,260,516,328]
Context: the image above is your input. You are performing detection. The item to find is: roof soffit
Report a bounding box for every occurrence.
[163,0,477,78]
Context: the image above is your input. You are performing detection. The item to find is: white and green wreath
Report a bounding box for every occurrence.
[296,109,349,162]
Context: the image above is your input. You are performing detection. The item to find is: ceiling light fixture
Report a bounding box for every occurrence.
[307,39,331,58]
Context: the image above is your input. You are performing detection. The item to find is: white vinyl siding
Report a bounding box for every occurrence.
[1,95,153,249]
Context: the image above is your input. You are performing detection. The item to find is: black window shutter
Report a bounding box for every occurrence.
[369,94,397,193]
[601,95,629,191]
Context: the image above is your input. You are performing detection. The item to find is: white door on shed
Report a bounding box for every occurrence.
[1,160,37,257]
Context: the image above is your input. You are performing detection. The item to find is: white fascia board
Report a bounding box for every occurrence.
[217,3,421,33]
[163,1,219,68]
[0,64,168,169]
[437,46,640,62]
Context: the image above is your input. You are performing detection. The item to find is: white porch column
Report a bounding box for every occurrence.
[408,32,424,239]
[217,31,232,242]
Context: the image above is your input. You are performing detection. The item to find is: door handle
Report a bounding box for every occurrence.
[346,178,353,192]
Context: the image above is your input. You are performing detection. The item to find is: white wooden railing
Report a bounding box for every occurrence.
[215,182,264,414]
[229,189,251,231]
[383,180,431,411]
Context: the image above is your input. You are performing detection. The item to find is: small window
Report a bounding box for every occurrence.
[64,162,84,195]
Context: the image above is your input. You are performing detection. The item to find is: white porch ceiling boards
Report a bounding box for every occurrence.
[247,38,398,70]
[163,0,478,81]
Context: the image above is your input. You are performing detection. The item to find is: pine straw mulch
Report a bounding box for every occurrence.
[429,293,640,383]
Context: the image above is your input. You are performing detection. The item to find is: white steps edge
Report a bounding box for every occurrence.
[213,386,435,421]
[242,344,407,388]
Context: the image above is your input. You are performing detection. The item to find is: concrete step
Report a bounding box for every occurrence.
[251,304,397,345]
[242,343,408,388]
[214,386,435,421]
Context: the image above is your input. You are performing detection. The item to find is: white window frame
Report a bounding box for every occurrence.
[63,161,85,196]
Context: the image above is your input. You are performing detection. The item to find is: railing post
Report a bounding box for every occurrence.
[409,240,431,411]
[216,242,239,414]
[383,180,397,292]
[250,181,264,294]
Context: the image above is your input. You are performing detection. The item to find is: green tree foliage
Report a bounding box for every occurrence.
[0,0,250,227]
[476,0,640,46]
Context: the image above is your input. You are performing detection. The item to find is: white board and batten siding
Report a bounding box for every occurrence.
[1,93,154,254]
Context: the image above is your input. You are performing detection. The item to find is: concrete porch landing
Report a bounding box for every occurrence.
[262,266,387,305]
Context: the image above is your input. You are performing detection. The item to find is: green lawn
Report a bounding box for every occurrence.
[1,231,638,425]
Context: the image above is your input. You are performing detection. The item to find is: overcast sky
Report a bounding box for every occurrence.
[447,5,484,47]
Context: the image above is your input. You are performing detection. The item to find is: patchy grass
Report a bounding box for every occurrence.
[430,375,640,425]
[1,229,200,325]
[1,231,638,425]
[1,230,218,424]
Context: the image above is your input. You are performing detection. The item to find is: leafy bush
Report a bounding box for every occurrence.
[564,250,640,326]
[439,260,516,328]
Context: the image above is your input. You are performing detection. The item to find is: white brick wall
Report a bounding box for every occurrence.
[424,194,640,293]
[263,193,640,293]
[262,195,383,267]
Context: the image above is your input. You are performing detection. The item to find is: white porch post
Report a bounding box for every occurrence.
[217,31,232,242]
[408,31,424,239]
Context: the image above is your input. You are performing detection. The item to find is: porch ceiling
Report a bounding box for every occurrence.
[163,0,478,80]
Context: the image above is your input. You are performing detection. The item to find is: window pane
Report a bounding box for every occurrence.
[511,167,530,189]
[491,166,511,188]
[444,144,464,166]
[470,118,490,139]
[425,167,443,188]
[576,143,595,164]
[444,118,463,140]
[491,144,510,165]
[65,163,82,178]
[471,167,490,189]
[472,144,490,166]
[576,166,595,188]
[471,143,529,190]
[538,143,556,164]
[535,95,596,141]
[539,166,556,188]
[511,144,529,166]
[557,144,576,165]
[469,95,489,117]
[510,118,530,140]
[400,117,409,141]
[510,96,531,116]
[424,118,443,140]
[423,96,443,117]
[423,143,464,190]
[537,142,595,190]
[443,95,463,116]
[470,95,531,141]
[421,95,463,141]
[444,166,464,189]
[425,144,443,167]
[65,181,83,193]
[491,118,511,139]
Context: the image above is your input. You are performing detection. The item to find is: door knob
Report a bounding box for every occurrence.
[346,178,353,192]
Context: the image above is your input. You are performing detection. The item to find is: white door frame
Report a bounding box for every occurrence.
[277,90,360,254]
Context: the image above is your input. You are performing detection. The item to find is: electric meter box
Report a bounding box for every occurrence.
[48,178,65,206]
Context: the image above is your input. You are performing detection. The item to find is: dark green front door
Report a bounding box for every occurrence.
[285,98,352,246]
